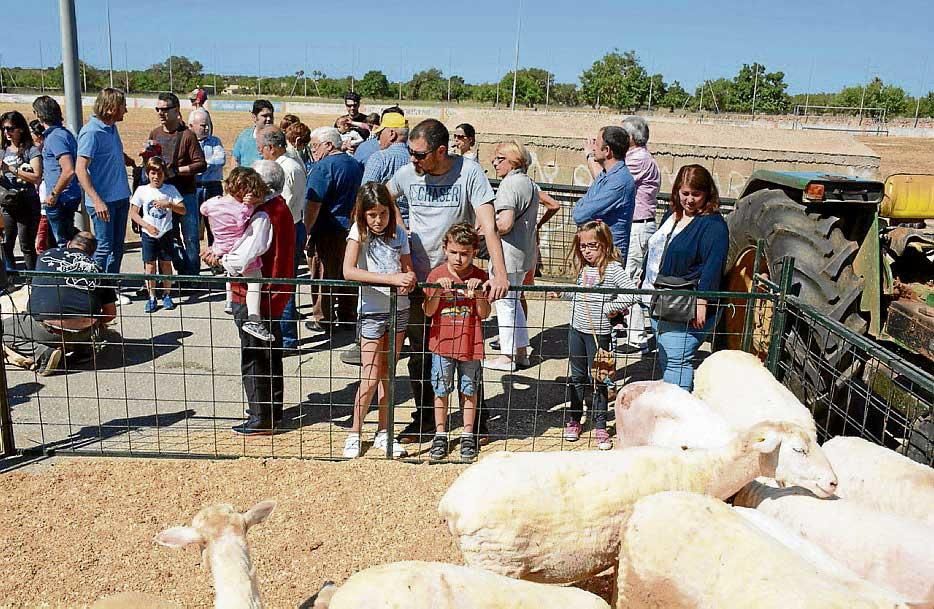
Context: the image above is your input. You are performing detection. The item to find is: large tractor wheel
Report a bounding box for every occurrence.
[722,189,869,407]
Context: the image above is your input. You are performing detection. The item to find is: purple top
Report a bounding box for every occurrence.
[626,146,661,222]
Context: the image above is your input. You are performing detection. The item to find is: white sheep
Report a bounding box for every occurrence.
[309,561,610,609]
[617,491,929,609]
[439,421,838,584]
[822,435,934,526]
[734,480,934,602]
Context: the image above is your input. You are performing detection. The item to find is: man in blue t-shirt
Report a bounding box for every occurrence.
[232,100,274,168]
[304,126,363,327]
[32,96,81,248]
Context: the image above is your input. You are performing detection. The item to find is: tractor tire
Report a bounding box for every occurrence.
[724,189,869,422]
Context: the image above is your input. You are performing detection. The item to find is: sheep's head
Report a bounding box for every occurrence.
[742,422,838,498]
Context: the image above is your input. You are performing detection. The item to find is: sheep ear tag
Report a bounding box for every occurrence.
[752,431,781,454]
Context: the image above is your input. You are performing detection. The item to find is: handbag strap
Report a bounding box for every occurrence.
[657,216,685,274]
[579,266,607,350]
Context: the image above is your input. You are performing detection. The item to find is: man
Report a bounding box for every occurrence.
[2,231,117,376]
[620,116,661,354]
[336,91,369,141]
[202,161,295,435]
[574,126,637,265]
[354,105,404,165]
[257,126,307,349]
[187,88,210,128]
[362,111,411,222]
[387,118,509,442]
[232,100,275,168]
[32,95,81,248]
[190,108,226,234]
[305,126,363,329]
[148,93,207,277]
[75,88,137,275]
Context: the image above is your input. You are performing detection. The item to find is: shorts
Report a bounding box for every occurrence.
[431,354,482,398]
[359,308,410,340]
[141,231,175,263]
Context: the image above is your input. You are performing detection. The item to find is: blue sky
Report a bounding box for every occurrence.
[4,0,933,94]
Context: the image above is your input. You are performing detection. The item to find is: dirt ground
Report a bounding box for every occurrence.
[856,135,934,177]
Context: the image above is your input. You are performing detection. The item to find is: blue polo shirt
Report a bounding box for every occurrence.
[306,152,363,232]
[353,137,380,164]
[572,160,636,264]
[41,124,82,204]
[76,116,131,204]
[232,126,261,168]
[362,142,411,221]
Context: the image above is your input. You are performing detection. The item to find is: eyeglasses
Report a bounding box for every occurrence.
[408,146,434,161]
[453,134,467,140]
[578,242,602,251]
[154,106,177,114]
[1,126,16,132]
[492,156,507,164]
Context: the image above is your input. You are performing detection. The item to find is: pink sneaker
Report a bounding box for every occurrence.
[595,428,613,450]
[564,421,582,442]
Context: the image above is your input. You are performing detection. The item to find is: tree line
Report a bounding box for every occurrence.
[4,49,934,118]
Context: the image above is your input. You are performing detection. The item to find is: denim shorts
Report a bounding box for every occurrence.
[431,354,482,398]
[140,231,175,263]
[359,308,410,340]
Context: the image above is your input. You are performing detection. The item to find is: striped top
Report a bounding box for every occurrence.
[561,261,638,335]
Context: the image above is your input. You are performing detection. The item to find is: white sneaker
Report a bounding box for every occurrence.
[115,294,131,306]
[343,434,362,458]
[242,320,275,342]
[373,430,407,457]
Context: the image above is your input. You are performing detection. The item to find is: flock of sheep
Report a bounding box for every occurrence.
[92,350,934,609]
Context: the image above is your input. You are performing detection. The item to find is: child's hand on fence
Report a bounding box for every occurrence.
[465,277,483,299]
[394,271,417,294]
[547,291,560,299]
[690,302,707,329]
[437,277,454,292]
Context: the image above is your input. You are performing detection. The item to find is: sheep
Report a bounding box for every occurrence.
[734,480,934,602]
[439,421,838,584]
[821,435,934,526]
[309,561,611,609]
[617,491,931,609]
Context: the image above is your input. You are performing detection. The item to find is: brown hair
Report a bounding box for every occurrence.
[224,167,270,201]
[279,114,300,131]
[93,88,126,122]
[352,182,398,243]
[570,220,620,281]
[144,155,167,175]
[443,222,480,250]
[285,122,311,147]
[670,164,720,217]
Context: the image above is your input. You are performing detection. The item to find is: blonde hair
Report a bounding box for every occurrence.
[495,140,531,171]
[570,220,620,281]
[93,88,127,122]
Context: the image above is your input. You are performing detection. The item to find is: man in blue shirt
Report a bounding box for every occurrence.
[361,111,411,222]
[305,126,363,327]
[573,126,636,265]
[32,96,81,248]
[354,105,405,165]
[232,100,274,168]
[75,88,136,274]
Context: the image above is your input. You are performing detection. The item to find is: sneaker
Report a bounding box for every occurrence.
[429,434,449,461]
[460,434,478,462]
[373,430,407,458]
[343,434,362,458]
[231,415,275,436]
[398,418,435,444]
[224,301,234,315]
[614,342,642,355]
[162,295,175,310]
[340,343,362,366]
[115,294,132,306]
[595,428,613,450]
[515,355,532,369]
[490,338,501,351]
[564,420,582,442]
[144,298,158,314]
[242,320,275,342]
[483,357,516,372]
[37,348,63,377]
[304,319,326,333]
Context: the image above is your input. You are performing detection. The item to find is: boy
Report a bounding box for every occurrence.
[129,156,185,312]
[423,223,491,461]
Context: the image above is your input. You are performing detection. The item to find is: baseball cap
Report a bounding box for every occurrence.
[189,88,208,104]
[373,112,408,135]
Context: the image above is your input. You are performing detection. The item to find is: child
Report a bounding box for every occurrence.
[341,183,417,458]
[129,156,186,313]
[423,223,491,462]
[335,115,364,152]
[200,167,273,342]
[552,220,637,450]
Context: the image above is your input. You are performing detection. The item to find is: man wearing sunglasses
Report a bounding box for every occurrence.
[233,100,275,169]
[335,91,370,141]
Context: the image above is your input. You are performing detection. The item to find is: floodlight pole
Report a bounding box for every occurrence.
[106,0,114,88]
[59,0,86,230]
[510,0,522,111]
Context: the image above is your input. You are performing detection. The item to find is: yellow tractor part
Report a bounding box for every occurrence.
[882,174,934,219]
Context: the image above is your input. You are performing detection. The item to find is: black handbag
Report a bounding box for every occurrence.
[649,218,697,323]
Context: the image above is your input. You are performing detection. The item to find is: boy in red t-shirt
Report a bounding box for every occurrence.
[423,223,491,462]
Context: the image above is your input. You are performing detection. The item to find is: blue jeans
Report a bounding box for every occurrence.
[45,200,78,248]
[87,198,129,274]
[280,222,306,347]
[566,327,612,428]
[176,192,201,277]
[431,355,482,398]
[652,312,719,391]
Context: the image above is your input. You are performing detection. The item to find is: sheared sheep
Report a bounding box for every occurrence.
[308,561,610,609]
[822,435,934,526]
[439,421,837,584]
[617,491,932,609]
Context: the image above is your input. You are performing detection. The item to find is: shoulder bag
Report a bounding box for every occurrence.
[649,218,697,323]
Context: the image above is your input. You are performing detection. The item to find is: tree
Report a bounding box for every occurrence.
[729,63,789,114]
[835,77,908,116]
[694,78,733,113]
[579,50,650,111]
[550,83,579,106]
[358,70,391,98]
[659,80,691,111]
[915,91,934,118]
[407,68,445,100]
[498,68,552,107]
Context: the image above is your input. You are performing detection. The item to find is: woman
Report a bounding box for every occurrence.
[32,95,81,249]
[0,111,43,270]
[285,121,312,171]
[643,164,728,391]
[453,123,478,161]
[484,141,539,372]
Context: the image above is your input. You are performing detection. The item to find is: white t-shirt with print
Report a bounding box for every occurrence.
[130,183,183,238]
[348,223,411,315]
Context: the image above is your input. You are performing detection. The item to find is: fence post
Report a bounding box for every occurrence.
[741,239,766,353]
[765,256,795,375]
[385,287,397,459]
[0,297,14,456]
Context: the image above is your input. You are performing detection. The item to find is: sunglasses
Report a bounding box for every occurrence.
[492,156,507,164]
[408,146,434,161]
[1,126,16,132]
[154,106,177,114]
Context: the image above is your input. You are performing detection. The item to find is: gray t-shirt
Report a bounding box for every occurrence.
[494,169,539,274]
[389,156,495,280]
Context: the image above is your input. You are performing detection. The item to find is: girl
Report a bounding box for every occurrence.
[0,110,42,271]
[552,220,637,450]
[341,182,417,458]
[130,156,186,312]
[200,167,274,342]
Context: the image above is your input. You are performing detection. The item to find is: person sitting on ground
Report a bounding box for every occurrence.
[129,156,186,313]
[1,231,117,376]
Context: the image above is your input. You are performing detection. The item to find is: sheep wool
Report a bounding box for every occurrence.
[617,491,925,609]
[822,435,934,526]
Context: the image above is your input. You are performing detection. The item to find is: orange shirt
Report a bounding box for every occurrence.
[426,264,488,361]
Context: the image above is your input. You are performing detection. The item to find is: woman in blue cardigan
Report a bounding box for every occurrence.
[642,164,728,390]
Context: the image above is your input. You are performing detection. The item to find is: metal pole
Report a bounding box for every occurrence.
[510,0,522,111]
[256,47,261,95]
[385,288,397,459]
[544,73,551,112]
[212,45,218,96]
[59,0,85,231]
[751,63,759,120]
[39,43,45,92]
[168,46,174,92]
[766,257,796,375]
[123,42,129,92]
[303,44,308,98]
[106,0,114,88]
[0,54,4,93]
[447,49,452,103]
[647,75,653,112]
